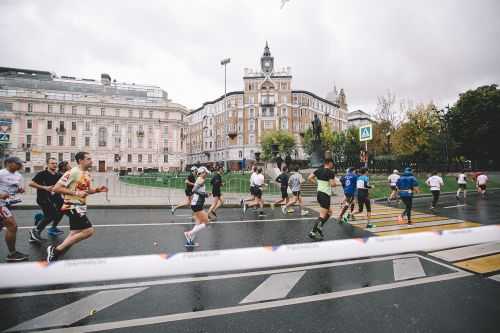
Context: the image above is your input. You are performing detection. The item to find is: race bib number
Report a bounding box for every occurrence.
[75,205,87,215]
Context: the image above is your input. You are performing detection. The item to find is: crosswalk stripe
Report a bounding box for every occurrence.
[240,271,305,304]
[489,274,500,282]
[429,242,500,262]
[348,213,433,225]
[454,254,500,274]
[393,257,426,280]
[5,287,147,332]
[367,219,465,232]
[374,222,480,236]
[353,216,449,228]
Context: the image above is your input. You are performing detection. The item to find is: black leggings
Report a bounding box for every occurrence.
[431,190,440,207]
[401,197,413,221]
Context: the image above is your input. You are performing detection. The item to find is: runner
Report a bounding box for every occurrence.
[354,168,374,228]
[184,166,211,247]
[47,152,108,263]
[171,166,197,214]
[397,167,419,225]
[273,166,289,210]
[28,158,66,243]
[426,171,444,210]
[476,172,488,198]
[207,165,224,220]
[283,166,308,216]
[240,165,257,207]
[456,170,468,201]
[307,158,336,240]
[243,167,266,216]
[0,157,29,262]
[338,167,358,224]
[387,169,400,203]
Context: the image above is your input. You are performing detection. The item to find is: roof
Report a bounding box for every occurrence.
[191,91,244,114]
[291,90,340,108]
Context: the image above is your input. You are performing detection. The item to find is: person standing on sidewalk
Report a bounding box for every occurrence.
[47,152,108,263]
[283,166,308,216]
[397,167,420,225]
[476,172,488,198]
[0,157,29,262]
[184,167,211,247]
[171,166,197,215]
[456,170,468,202]
[207,166,224,220]
[387,170,400,203]
[426,171,444,210]
[28,158,66,242]
[273,166,289,210]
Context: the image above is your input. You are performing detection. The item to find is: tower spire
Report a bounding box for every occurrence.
[263,41,271,57]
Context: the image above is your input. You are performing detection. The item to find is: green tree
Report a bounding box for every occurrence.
[448,84,500,165]
[260,130,296,161]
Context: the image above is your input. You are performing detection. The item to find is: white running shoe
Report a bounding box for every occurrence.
[281,205,287,215]
[301,210,309,216]
[243,203,247,214]
[184,231,192,243]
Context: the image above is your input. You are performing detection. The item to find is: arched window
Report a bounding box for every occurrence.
[98,127,107,147]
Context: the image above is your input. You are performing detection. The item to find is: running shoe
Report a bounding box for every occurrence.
[455,195,459,201]
[184,231,192,243]
[300,210,309,216]
[29,228,43,243]
[316,226,324,237]
[270,203,275,210]
[308,231,323,241]
[342,216,349,224]
[47,227,64,236]
[281,205,287,215]
[171,205,176,215]
[6,251,29,262]
[243,203,247,214]
[407,220,413,225]
[430,206,435,210]
[47,245,58,263]
[208,212,216,221]
[287,208,295,213]
[366,223,375,229]
[258,211,266,217]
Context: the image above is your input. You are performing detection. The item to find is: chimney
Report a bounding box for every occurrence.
[101,73,111,86]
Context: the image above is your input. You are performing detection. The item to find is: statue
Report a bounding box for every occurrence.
[310,114,324,168]
[312,114,322,142]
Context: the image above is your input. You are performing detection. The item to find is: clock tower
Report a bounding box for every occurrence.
[260,41,274,75]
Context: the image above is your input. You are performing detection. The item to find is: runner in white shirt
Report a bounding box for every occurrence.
[243,168,266,216]
[387,170,400,203]
[426,171,444,209]
[283,166,308,216]
[0,157,29,262]
[240,166,257,207]
[456,170,468,201]
[476,173,488,198]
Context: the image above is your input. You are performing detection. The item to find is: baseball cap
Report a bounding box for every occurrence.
[190,166,198,172]
[4,156,24,166]
[393,169,399,174]
[197,166,210,175]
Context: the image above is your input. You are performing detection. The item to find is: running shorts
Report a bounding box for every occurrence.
[185,189,193,197]
[0,206,13,219]
[212,188,222,198]
[293,191,301,197]
[65,209,92,230]
[317,192,331,210]
[459,184,466,190]
[191,204,204,212]
[357,194,371,213]
[479,184,486,190]
[250,186,256,196]
[254,187,263,199]
[281,187,288,199]
[390,185,397,191]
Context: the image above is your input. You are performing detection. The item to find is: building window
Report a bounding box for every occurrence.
[46,152,51,161]
[128,110,133,118]
[238,151,243,158]
[101,107,105,116]
[59,121,65,131]
[139,110,143,118]
[127,138,132,148]
[264,120,273,129]
[114,124,119,133]
[114,137,120,148]
[58,136,64,146]
[238,134,243,145]
[26,119,32,129]
[249,119,255,131]
[148,154,152,163]
[149,110,153,118]
[86,106,91,115]
[85,122,90,131]
[98,127,107,147]
[138,154,142,163]
[48,104,53,113]
[26,134,32,145]
[148,139,152,149]
[71,137,76,146]
[47,120,52,129]
[281,118,288,130]
[71,152,75,162]
[114,154,120,162]
[138,137,143,148]
[46,136,52,145]
[72,121,76,131]
[163,126,168,136]
[281,107,287,116]
[60,105,65,114]
[25,151,31,162]
[148,125,153,134]
[85,137,90,146]
[28,103,33,112]
[163,154,168,163]
[115,109,120,117]
[58,152,63,162]
[72,105,77,115]
[127,154,132,162]
[128,125,132,134]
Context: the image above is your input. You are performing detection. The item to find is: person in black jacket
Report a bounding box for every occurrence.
[272,166,289,209]
[207,166,224,220]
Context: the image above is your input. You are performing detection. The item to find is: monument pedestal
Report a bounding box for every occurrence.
[310,140,324,168]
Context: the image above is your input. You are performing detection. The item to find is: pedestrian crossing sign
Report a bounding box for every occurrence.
[359,124,373,142]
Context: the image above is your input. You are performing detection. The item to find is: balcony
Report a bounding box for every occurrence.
[136,130,145,138]
[227,126,237,138]
[20,143,32,150]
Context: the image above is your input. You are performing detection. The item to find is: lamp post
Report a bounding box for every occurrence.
[434,105,450,171]
[386,131,391,174]
[220,57,231,170]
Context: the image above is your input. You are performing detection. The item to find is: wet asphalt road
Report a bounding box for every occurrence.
[0,192,499,332]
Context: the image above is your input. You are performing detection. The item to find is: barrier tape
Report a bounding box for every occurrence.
[1,225,499,289]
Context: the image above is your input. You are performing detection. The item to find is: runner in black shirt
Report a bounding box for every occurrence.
[28,158,66,242]
[208,166,224,220]
[272,166,289,210]
[172,166,198,215]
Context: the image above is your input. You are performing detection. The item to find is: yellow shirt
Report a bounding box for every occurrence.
[57,166,91,210]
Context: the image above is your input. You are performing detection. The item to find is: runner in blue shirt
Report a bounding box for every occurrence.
[338,167,358,224]
[396,167,420,225]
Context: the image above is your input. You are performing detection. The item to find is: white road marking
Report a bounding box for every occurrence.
[489,274,500,282]
[367,219,463,232]
[5,287,147,332]
[349,213,434,225]
[36,272,471,333]
[393,257,426,281]
[443,204,466,209]
[240,271,305,304]
[429,242,500,262]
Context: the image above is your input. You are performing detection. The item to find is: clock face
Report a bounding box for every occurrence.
[264,61,271,67]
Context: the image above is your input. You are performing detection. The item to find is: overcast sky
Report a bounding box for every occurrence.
[1,0,499,113]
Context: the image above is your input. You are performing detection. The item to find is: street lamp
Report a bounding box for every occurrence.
[433,105,450,171]
[220,57,231,170]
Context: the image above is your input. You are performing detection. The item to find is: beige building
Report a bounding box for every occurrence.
[0,67,189,173]
[186,43,349,170]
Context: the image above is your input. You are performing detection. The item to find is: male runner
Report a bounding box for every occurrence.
[355,168,374,228]
[207,166,224,220]
[0,157,29,262]
[244,168,266,216]
[397,167,419,225]
[387,169,400,203]
[426,171,444,209]
[307,158,336,240]
[476,172,488,198]
[47,152,108,262]
[283,166,308,216]
[184,167,211,246]
[172,166,197,214]
[456,170,467,201]
[241,166,257,207]
[338,167,358,224]
[273,166,289,210]
[29,158,65,242]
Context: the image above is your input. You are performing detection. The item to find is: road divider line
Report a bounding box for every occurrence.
[429,242,500,262]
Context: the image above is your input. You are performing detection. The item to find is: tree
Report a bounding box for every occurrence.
[375,90,404,127]
[260,130,296,161]
[448,84,500,166]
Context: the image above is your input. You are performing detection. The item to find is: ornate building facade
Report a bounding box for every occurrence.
[0,67,188,173]
[185,43,349,169]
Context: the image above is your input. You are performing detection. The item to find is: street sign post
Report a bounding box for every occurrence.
[359,124,373,167]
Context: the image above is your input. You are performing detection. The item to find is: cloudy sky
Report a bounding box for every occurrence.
[1,0,499,113]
